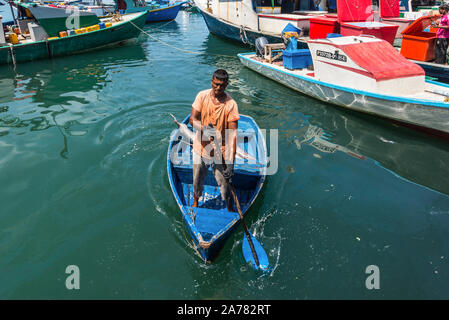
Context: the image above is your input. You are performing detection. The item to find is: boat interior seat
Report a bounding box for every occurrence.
[182,182,254,207]
[186,207,240,240]
[171,129,265,170]
[173,165,262,192]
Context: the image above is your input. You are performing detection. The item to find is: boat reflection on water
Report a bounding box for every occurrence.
[289,108,449,197]
[292,121,366,161]
[0,43,147,157]
[1,42,147,105]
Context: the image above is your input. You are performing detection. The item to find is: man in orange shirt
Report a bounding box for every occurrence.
[189,69,240,212]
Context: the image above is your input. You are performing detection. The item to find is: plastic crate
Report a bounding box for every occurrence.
[400,16,437,61]
[401,32,436,61]
[309,16,340,39]
[283,49,313,70]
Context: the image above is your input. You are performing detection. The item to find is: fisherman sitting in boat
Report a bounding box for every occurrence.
[189,69,240,212]
[432,4,449,65]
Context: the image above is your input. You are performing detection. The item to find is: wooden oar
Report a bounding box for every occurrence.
[210,131,269,271]
[226,177,269,271]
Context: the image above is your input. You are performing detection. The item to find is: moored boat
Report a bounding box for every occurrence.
[116,0,186,23]
[0,10,148,65]
[167,114,267,262]
[194,0,327,45]
[238,35,449,137]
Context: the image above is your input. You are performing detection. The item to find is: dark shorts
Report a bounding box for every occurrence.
[193,152,230,202]
[435,38,449,64]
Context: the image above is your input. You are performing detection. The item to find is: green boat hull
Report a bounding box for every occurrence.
[0,12,148,65]
[38,15,101,38]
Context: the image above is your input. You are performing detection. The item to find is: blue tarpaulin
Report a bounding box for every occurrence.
[282,23,302,35]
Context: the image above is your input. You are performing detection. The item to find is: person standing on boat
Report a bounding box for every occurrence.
[432,4,449,64]
[190,69,240,211]
[327,0,337,13]
[189,69,240,212]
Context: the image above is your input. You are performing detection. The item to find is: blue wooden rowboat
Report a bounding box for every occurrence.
[167,115,267,262]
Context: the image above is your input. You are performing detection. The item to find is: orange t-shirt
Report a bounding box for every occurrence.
[192,89,240,159]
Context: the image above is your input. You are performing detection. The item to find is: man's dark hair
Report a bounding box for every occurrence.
[213,69,229,82]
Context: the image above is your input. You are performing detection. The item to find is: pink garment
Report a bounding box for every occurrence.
[437,14,449,38]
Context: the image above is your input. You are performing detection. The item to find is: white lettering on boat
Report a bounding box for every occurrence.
[65,265,80,290]
[316,50,348,62]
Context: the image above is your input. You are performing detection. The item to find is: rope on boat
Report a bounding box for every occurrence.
[129,20,236,58]
[8,44,16,68]
[239,25,249,45]
[130,20,203,54]
[151,19,176,31]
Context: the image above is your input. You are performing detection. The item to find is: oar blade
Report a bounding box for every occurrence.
[242,233,269,271]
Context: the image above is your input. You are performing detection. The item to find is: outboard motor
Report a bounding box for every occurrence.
[255,37,269,57]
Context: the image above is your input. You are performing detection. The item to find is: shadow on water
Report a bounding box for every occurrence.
[0,42,147,106]
[199,34,245,70]
[0,43,147,158]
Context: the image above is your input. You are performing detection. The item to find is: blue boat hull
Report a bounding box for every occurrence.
[415,62,449,84]
[146,3,183,22]
[167,115,267,262]
[199,7,282,45]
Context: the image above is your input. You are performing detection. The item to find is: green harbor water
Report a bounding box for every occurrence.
[1,12,449,299]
